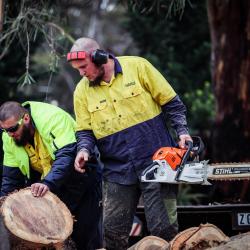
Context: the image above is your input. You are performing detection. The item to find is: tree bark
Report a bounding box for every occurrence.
[207,0,250,162]
[0,0,4,32]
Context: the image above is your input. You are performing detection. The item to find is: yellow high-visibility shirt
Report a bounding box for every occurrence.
[24,129,53,179]
[74,56,176,139]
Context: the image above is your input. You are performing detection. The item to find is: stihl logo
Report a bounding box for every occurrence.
[214,168,233,175]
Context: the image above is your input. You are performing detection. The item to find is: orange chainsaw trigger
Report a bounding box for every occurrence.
[152,147,187,170]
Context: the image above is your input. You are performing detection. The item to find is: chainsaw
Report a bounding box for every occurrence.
[141,136,250,185]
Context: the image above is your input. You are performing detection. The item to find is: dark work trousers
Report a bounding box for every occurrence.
[103,181,178,250]
[71,179,102,250]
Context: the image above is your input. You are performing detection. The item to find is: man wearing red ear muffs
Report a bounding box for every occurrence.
[68,37,192,250]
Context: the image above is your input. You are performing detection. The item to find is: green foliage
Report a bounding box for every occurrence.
[1,1,51,58]
[126,0,189,19]
[17,72,36,87]
[124,0,213,134]
[184,81,215,132]
[0,0,73,87]
[177,184,206,205]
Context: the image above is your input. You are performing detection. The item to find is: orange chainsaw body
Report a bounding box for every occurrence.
[152,147,187,170]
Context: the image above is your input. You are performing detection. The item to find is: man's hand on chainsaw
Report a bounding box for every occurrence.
[74,149,89,173]
[178,134,193,149]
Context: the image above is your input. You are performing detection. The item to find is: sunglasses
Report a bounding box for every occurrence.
[1,116,24,133]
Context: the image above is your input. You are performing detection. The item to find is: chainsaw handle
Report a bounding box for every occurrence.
[190,136,204,157]
[141,161,160,181]
[181,140,193,166]
[175,140,193,181]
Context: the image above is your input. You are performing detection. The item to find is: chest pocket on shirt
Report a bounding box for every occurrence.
[87,100,109,132]
[87,101,107,113]
[120,83,146,115]
[122,82,143,98]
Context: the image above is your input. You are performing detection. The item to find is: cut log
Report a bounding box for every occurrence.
[168,227,199,250]
[127,235,169,250]
[0,188,73,249]
[209,231,250,250]
[169,223,229,250]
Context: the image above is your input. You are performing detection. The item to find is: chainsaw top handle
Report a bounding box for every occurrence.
[180,140,193,166]
[175,140,193,181]
[191,136,204,157]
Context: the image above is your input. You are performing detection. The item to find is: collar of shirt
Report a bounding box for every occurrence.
[110,54,123,76]
[100,54,122,86]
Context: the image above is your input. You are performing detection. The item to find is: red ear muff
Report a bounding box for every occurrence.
[67,49,108,66]
[67,51,87,62]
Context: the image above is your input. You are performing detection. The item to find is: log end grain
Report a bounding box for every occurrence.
[1,188,73,246]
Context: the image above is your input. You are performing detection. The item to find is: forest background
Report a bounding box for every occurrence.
[1,0,250,205]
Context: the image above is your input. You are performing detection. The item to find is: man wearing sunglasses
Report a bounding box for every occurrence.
[0,101,102,250]
[1,115,24,133]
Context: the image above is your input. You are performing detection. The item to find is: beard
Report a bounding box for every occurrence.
[89,66,105,87]
[14,124,33,146]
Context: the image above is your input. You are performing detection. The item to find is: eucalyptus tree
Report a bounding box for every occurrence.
[207,0,250,162]
[125,0,213,145]
[126,0,250,162]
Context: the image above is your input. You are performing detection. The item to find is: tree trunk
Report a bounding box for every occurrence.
[0,188,73,249]
[207,0,250,162]
[0,0,4,32]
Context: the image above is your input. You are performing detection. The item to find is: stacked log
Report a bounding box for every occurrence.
[128,223,231,250]
[2,190,250,250]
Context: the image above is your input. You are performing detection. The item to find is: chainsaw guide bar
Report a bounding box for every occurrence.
[207,163,250,181]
